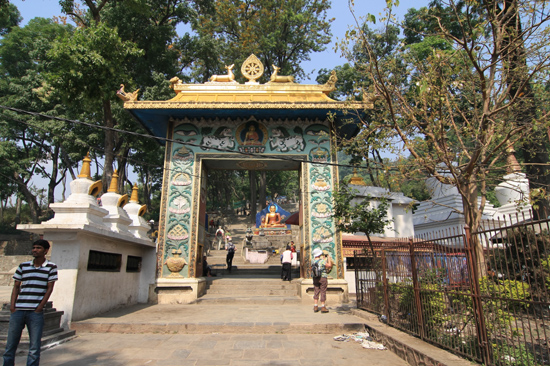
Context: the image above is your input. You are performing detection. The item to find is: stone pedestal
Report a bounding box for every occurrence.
[156,278,206,304]
[299,278,349,305]
[250,233,293,250]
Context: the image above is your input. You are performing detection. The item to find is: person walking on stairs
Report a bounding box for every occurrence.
[215,226,224,250]
[281,245,293,281]
[3,239,58,366]
[312,247,332,313]
[226,241,235,273]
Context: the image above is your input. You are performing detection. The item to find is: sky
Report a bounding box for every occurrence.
[10,0,428,82]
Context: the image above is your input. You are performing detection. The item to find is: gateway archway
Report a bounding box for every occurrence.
[121,55,373,303]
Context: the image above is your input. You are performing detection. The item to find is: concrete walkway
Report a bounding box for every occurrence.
[1,286,472,366]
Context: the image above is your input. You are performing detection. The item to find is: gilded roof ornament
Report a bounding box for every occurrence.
[209,64,236,83]
[269,65,294,84]
[241,54,264,84]
[324,70,337,91]
[116,84,140,102]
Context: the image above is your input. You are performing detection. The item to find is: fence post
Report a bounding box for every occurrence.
[354,251,362,308]
[463,225,491,365]
[380,249,391,321]
[409,238,425,339]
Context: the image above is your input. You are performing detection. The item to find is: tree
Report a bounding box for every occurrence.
[190,0,333,81]
[339,0,550,272]
[190,0,332,209]
[52,0,193,194]
[0,18,81,223]
[333,183,392,256]
[0,2,21,35]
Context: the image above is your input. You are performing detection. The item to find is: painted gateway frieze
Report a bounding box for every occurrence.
[269,127,305,152]
[161,118,340,278]
[200,127,235,151]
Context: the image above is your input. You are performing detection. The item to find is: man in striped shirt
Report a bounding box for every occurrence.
[3,239,58,366]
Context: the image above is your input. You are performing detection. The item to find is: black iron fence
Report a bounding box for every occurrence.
[355,214,550,365]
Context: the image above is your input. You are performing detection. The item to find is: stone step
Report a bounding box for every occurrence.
[0,329,76,356]
[70,319,363,335]
[0,302,77,356]
[192,295,302,306]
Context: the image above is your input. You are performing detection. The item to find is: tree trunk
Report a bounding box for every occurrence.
[249,171,257,224]
[13,173,41,224]
[259,171,267,209]
[102,99,115,192]
[117,146,131,194]
[458,180,486,277]
[142,168,152,211]
[0,197,4,223]
[14,196,21,225]
[47,145,60,205]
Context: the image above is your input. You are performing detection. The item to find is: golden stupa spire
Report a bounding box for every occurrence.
[506,148,522,174]
[349,168,366,186]
[107,170,119,193]
[77,153,92,179]
[130,183,139,203]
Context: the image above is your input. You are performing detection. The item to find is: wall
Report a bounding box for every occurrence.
[46,230,156,327]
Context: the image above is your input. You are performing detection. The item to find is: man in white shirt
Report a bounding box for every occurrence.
[215,226,224,250]
[281,245,293,281]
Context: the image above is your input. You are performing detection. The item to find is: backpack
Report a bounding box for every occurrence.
[311,260,322,278]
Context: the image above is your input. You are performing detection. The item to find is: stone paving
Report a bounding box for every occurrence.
[30,333,408,366]
[1,286,473,366]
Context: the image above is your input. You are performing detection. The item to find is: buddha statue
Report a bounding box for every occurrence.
[261,205,286,228]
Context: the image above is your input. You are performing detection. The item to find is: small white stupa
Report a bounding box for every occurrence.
[493,150,532,222]
[101,170,133,235]
[124,183,151,240]
[45,153,108,230]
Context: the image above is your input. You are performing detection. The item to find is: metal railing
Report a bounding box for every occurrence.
[355,213,550,365]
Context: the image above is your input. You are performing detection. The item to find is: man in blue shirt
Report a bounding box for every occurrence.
[3,239,58,366]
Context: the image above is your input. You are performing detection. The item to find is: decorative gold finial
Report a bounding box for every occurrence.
[130,183,139,203]
[324,70,337,91]
[349,168,367,186]
[107,170,119,193]
[77,153,92,179]
[506,147,522,174]
[241,54,264,84]
[116,84,140,102]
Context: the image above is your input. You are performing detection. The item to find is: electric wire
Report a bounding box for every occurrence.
[0,104,395,172]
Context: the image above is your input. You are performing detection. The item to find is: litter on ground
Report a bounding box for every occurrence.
[333,331,387,350]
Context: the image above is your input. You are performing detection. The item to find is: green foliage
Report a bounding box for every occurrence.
[0,2,21,35]
[392,269,449,332]
[191,0,332,81]
[488,228,550,299]
[47,21,143,103]
[332,183,392,241]
[542,256,550,290]
[338,0,550,234]
[492,342,537,366]
[0,17,84,222]
[479,277,530,338]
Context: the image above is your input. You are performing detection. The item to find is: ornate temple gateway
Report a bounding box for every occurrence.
[120,55,370,303]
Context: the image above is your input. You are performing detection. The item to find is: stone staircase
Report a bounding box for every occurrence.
[0,302,76,355]
[201,211,301,304]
